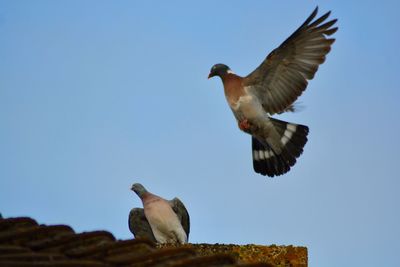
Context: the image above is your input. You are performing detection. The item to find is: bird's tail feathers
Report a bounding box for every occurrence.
[252,118,309,177]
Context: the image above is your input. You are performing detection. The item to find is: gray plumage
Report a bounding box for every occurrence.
[128,183,190,244]
[169,197,190,237]
[128,208,156,242]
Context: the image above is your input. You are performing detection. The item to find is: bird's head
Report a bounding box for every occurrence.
[208,64,231,79]
[131,183,147,198]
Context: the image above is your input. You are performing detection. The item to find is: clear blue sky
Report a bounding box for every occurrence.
[1,1,399,266]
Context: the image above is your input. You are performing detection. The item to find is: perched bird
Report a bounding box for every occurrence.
[129,183,190,244]
[208,7,337,177]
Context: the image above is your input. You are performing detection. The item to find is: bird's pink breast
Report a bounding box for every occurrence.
[222,74,245,107]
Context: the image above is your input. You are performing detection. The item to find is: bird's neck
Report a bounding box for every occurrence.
[142,192,162,205]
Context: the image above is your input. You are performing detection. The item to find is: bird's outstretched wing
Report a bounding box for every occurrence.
[128,208,156,242]
[169,197,190,239]
[244,7,337,115]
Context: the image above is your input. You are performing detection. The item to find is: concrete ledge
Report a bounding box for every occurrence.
[158,243,307,267]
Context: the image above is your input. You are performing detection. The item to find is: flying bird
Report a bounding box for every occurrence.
[208,7,337,177]
[129,183,190,244]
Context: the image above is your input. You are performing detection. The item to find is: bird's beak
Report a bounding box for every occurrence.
[207,73,212,79]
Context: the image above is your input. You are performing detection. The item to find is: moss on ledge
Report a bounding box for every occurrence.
[157,243,307,267]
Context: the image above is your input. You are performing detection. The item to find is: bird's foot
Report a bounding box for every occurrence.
[238,119,251,132]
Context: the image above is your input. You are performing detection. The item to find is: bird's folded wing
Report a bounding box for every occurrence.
[169,197,190,238]
[244,7,337,115]
[128,208,156,242]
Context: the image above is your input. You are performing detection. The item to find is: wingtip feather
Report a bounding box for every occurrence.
[303,6,319,26]
[309,11,331,28]
[325,27,338,36]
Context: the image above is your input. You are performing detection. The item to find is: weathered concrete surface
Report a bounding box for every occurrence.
[158,243,307,267]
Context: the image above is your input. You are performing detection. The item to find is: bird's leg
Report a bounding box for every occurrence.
[238,119,252,132]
